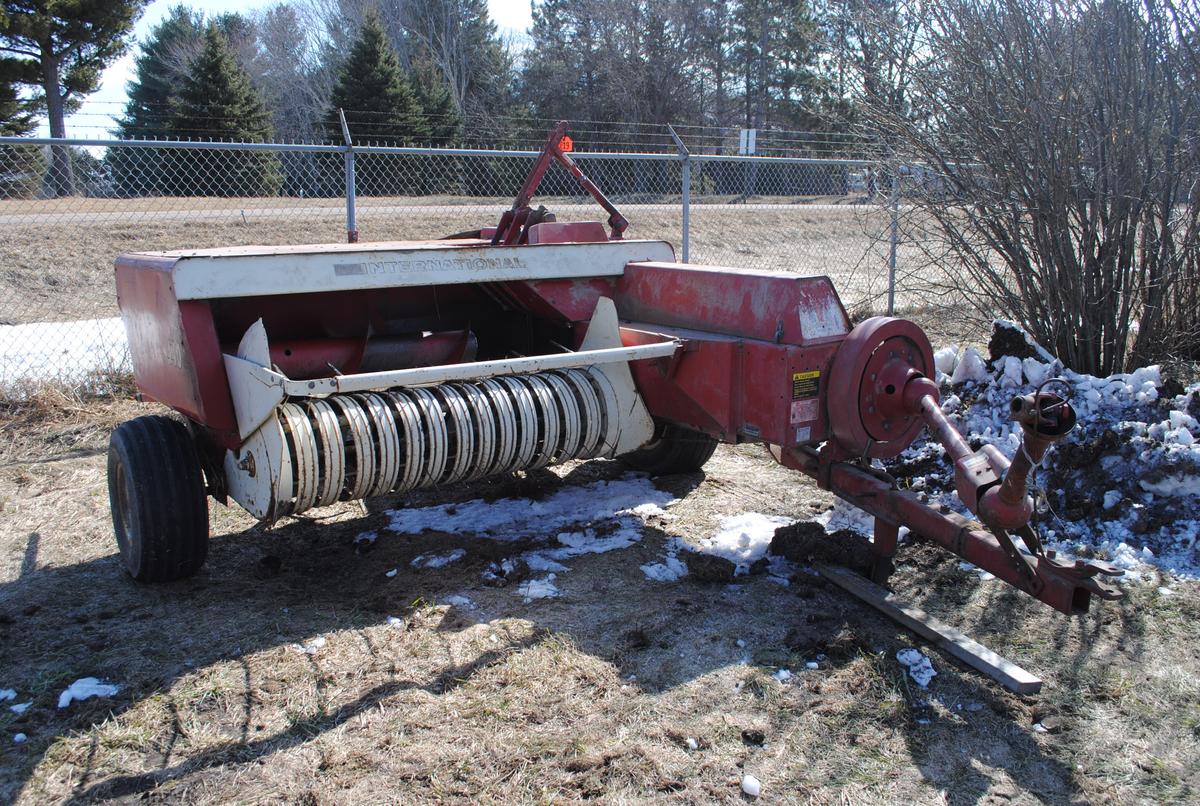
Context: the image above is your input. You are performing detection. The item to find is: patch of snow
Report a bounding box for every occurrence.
[896,648,937,688]
[12,733,26,744]
[640,537,688,582]
[685,737,699,751]
[0,689,14,702]
[291,636,327,655]
[10,701,31,715]
[1140,473,1200,498]
[0,317,130,392]
[741,774,762,798]
[518,574,559,602]
[442,594,475,609]
[950,347,988,385]
[523,554,569,573]
[385,616,404,628]
[354,531,377,545]
[805,661,819,670]
[57,678,120,709]
[814,499,876,537]
[774,669,793,681]
[934,346,959,376]
[766,554,794,585]
[693,512,794,573]
[385,568,398,578]
[386,475,675,540]
[410,548,466,569]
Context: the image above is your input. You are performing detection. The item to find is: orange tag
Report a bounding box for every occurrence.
[558,135,574,152]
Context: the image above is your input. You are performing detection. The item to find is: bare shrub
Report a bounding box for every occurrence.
[864,0,1200,375]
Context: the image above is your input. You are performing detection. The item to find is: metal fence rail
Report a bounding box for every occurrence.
[0,135,923,396]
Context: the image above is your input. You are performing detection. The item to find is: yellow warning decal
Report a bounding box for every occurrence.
[792,370,820,399]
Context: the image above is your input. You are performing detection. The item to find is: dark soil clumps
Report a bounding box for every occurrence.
[769,521,875,574]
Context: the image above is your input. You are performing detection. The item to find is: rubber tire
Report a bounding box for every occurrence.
[108,415,210,582]
[621,423,719,475]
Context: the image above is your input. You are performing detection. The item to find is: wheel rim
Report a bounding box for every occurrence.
[112,458,134,566]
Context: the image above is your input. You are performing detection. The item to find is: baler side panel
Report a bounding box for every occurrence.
[497,278,617,327]
[179,302,238,440]
[622,330,739,439]
[115,256,204,421]
[616,262,848,446]
[615,262,851,343]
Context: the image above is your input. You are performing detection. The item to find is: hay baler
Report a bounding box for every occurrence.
[109,124,1122,615]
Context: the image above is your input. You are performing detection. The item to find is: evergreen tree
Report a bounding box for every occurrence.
[0,55,36,135]
[166,24,279,196]
[326,11,428,145]
[116,6,204,140]
[412,64,461,146]
[0,57,41,198]
[1,0,145,195]
[112,6,203,195]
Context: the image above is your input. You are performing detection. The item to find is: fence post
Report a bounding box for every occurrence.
[887,169,900,316]
[338,109,358,243]
[668,124,690,263]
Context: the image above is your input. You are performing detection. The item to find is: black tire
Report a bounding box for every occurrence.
[107,415,210,582]
[621,422,719,475]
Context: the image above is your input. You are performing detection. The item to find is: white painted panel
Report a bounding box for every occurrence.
[169,240,675,300]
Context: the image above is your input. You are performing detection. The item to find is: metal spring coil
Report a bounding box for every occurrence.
[274,367,617,515]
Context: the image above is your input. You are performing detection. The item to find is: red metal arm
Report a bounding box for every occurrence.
[492,121,629,245]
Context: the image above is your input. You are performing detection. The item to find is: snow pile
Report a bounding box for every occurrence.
[386,476,675,539]
[0,317,130,391]
[640,537,689,582]
[896,648,937,687]
[893,321,1200,577]
[10,701,31,715]
[693,513,794,573]
[387,475,675,596]
[410,548,466,569]
[291,636,327,655]
[518,574,560,601]
[741,774,762,798]
[57,677,120,709]
[0,689,14,702]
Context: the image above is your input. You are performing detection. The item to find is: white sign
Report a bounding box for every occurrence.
[738,128,757,155]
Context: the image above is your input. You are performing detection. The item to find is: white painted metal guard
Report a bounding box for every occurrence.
[168,239,676,300]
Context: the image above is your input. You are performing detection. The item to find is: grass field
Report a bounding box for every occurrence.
[0,196,947,328]
[0,390,1197,804]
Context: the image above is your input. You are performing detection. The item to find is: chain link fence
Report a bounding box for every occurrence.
[0,136,933,398]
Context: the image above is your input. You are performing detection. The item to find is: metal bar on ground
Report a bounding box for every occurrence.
[816,563,1043,694]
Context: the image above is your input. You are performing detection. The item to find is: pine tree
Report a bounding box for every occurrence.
[117,6,204,140]
[112,6,203,195]
[166,24,279,197]
[326,11,428,145]
[412,64,461,146]
[0,58,41,198]
[1,0,145,195]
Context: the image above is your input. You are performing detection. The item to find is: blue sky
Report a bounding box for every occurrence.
[41,0,534,137]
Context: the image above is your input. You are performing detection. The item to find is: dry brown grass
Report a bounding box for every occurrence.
[0,396,1197,804]
[0,201,943,327]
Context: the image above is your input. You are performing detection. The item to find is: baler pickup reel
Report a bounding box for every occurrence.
[221,298,677,520]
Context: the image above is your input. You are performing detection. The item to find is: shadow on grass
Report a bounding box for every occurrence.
[894,540,1151,805]
[0,461,1125,804]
